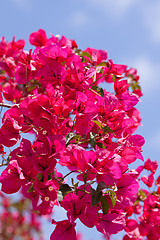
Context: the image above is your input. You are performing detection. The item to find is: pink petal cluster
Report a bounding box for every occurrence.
[124,159,160,240]
[0,29,151,240]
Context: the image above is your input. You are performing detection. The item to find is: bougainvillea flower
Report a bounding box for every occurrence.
[144,158,158,174]
[3,82,22,102]
[79,205,100,228]
[116,174,139,208]
[33,178,59,202]
[125,219,139,233]
[141,173,154,188]
[96,211,125,235]
[31,194,56,215]
[15,63,32,84]
[61,190,99,227]
[61,192,85,224]
[0,160,25,194]
[84,48,107,65]
[114,79,130,94]
[0,118,21,147]
[29,29,47,47]
[50,220,76,240]
[10,138,38,178]
[117,91,139,111]
[125,67,139,82]
[0,30,154,240]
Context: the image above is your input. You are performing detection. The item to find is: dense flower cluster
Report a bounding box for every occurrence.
[0,29,157,240]
[123,158,160,240]
[0,192,43,240]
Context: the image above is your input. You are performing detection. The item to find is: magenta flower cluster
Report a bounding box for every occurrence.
[0,29,159,240]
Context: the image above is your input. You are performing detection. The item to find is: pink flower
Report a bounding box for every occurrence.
[29,29,47,47]
[3,82,22,102]
[116,174,139,208]
[141,173,154,188]
[84,48,107,65]
[33,178,59,202]
[96,211,125,235]
[114,79,130,94]
[117,91,139,111]
[61,187,99,228]
[103,60,127,83]
[144,158,158,174]
[0,160,25,194]
[61,192,85,224]
[0,117,21,147]
[60,35,78,49]
[34,196,56,215]
[79,205,100,228]
[50,220,76,240]
[15,63,32,84]
[10,138,38,179]
[124,219,141,239]
[125,219,139,232]
[125,67,139,82]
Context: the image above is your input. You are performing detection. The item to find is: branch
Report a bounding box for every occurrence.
[0,103,13,108]
[63,170,77,179]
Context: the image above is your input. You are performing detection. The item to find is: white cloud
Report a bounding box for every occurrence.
[142,1,160,44]
[88,0,138,19]
[128,56,160,95]
[69,11,88,27]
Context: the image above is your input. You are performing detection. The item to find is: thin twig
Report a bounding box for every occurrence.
[0,163,8,167]
[0,103,13,108]
[63,170,77,179]
[89,73,109,87]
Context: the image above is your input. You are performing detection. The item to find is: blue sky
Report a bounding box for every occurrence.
[0,0,160,239]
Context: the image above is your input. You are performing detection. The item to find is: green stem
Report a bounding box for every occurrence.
[89,73,109,87]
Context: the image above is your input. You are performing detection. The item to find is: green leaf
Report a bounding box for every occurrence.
[90,188,102,206]
[91,85,104,97]
[48,172,52,180]
[96,141,105,149]
[131,82,141,91]
[137,190,147,201]
[27,85,36,92]
[92,120,103,130]
[65,133,81,147]
[66,132,76,146]
[90,132,96,148]
[108,190,117,207]
[96,181,107,192]
[100,196,109,214]
[59,184,72,199]
[103,125,115,135]
[37,172,43,181]
[112,74,116,82]
[90,187,96,196]
[97,62,107,67]
[7,155,11,165]
[27,184,35,193]
[80,51,92,60]
[136,84,141,90]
